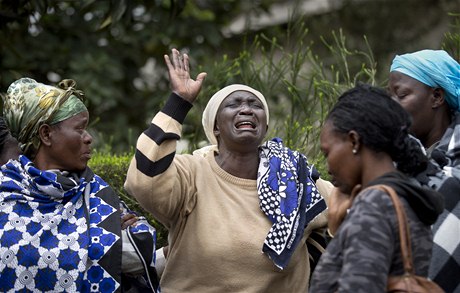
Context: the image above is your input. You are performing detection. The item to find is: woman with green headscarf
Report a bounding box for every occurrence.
[0,78,160,292]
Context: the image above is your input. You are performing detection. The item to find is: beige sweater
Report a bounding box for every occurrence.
[125,94,331,292]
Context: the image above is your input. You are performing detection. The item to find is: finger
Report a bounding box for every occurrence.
[121,217,138,229]
[172,48,180,68]
[183,53,190,71]
[122,213,136,221]
[350,184,362,199]
[126,217,137,225]
[164,54,174,70]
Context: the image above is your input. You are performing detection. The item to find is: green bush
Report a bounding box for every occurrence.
[88,151,168,247]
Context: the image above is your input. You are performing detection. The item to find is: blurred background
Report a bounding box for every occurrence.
[1,0,459,158]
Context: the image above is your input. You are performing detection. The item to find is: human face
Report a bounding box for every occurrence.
[45,111,92,172]
[215,90,267,150]
[320,121,361,194]
[388,71,435,144]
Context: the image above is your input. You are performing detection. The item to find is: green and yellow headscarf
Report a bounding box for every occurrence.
[2,78,88,158]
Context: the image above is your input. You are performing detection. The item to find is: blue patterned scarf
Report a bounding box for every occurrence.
[0,155,122,292]
[257,138,327,269]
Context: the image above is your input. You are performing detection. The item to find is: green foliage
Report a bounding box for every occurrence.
[88,151,168,247]
[0,0,280,153]
[442,13,460,61]
[2,0,458,154]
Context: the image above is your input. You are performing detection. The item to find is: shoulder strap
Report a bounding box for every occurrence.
[365,184,415,274]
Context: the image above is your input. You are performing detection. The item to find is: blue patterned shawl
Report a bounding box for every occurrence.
[0,155,122,292]
[257,138,327,269]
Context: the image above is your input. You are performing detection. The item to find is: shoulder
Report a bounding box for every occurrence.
[354,187,393,207]
[346,187,395,227]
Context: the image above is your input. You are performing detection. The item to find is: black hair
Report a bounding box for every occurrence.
[326,83,427,176]
[0,117,11,155]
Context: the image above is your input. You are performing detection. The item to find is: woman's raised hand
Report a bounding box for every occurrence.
[164,48,207,103]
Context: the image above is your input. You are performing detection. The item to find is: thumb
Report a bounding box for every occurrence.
[195,72,207,83]
[350,184,362,199]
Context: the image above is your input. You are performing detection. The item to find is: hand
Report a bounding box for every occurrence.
[121,212,138,230]
[327,184,362,236]
[164,48,207,103]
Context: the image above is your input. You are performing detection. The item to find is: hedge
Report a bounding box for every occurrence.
[88,151,168,247]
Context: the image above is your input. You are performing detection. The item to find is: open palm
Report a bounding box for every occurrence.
[164,48,207,103]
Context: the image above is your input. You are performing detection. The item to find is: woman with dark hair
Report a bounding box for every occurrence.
[310,84,443,292]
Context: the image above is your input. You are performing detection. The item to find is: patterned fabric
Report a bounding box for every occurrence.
[423,113,460,293]
[390,50,460,111]
[120,201,161,293]
[2,78,87,156]
[257,137,326,269]
[0,155,121,292]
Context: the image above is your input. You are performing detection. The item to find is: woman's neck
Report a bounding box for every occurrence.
[361,151,397,187]
[423,106,453,148]
[215,149,260,179]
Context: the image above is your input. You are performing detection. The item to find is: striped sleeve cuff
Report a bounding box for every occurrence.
[161,93,193,124]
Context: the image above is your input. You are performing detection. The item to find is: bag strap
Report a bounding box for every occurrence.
[366,184,415,275]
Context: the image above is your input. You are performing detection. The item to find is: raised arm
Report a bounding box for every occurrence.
[164,48,206,103]
[124,49,207,227]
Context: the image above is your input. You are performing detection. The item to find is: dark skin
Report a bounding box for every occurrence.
[214,91,268,179]
[34,111,92,172]
[388,71,451,148]
[320,121,396,235]
[121,213,139,229]
[0,134,20,165]
[34,112,139,229]
[328,72,452,235]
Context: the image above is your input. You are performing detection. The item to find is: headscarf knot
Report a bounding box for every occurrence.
[58,79,86,101]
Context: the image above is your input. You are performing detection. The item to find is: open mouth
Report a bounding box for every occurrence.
[235,121,256,129]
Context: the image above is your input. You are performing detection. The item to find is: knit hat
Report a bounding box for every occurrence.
[202,84,269,145]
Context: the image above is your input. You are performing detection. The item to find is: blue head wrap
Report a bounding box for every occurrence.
[390,50,460,111]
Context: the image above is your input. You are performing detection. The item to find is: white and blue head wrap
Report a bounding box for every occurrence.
[390,50,460,111]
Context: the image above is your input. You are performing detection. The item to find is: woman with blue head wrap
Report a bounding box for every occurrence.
[389,50,460,150]
[389,50,460,293]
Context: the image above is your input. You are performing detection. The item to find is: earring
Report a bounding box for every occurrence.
[352,149,357,154]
